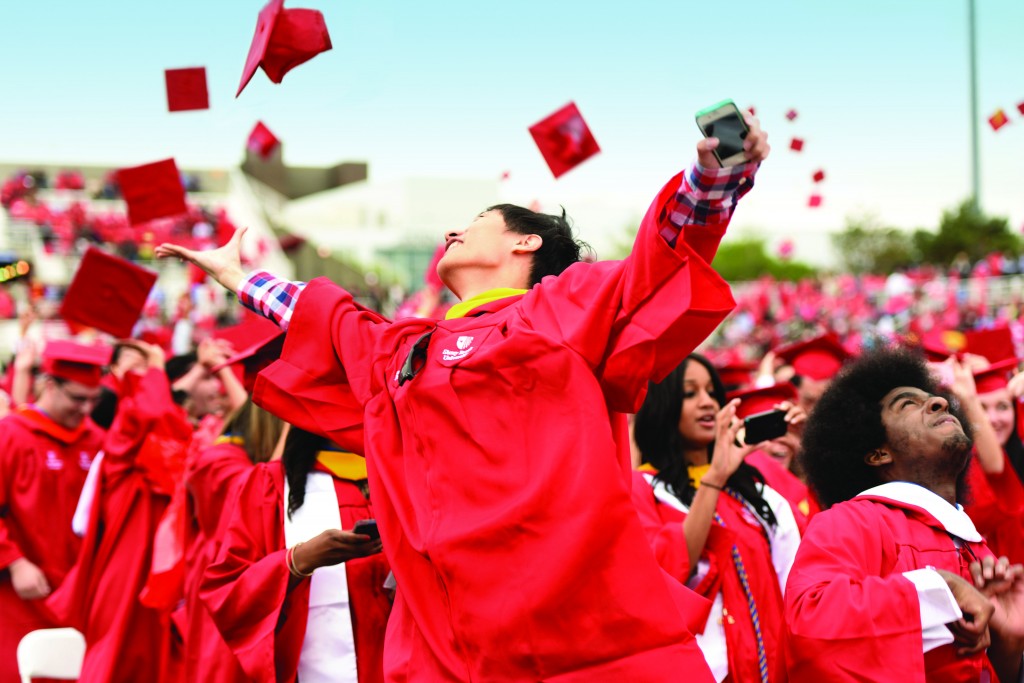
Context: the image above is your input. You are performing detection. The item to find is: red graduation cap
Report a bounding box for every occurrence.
[247,121,281,160]
[41,340,113,388]
[812,169,825,183]
[117,158,188,226]
[164,67,209,112]
[775,333,851,381]
[237,0,333,97]
[1017,102,1024,116]
[715,360,758,391]
[965,326,1016,363]
[528,101,601,178]
[919,329,967,362]
[211,326,285,393]
[808,194,822,208]
[973,358,1019,395]
[729,383,798,420]
[746,106,756,116]
[785,109,798,121]
[790,137,805,152]
[60,247,159,339]
[989,109,1010,131]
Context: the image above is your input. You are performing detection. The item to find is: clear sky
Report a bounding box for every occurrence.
[1,0,1022,264]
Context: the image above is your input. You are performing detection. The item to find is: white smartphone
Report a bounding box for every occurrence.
[695,99,750,167]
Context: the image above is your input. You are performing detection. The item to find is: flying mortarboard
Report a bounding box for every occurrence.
[247,121,281,160]
[973,358,1019,395]
[117,158,188,226]
[989,109,1010,131]
[785,109,798,121]
[528,102,601,178]
[808,194,822,208]
[789,137,805,152]
[775,334,851,381]
[1017,102,1024,116]
[60,247,159,339]
[41,340,113,388]
[729,383,799,419]
[812,169,825,183]
[237,0,333,97]
[164,67,209,112]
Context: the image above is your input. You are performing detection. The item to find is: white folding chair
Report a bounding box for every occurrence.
[16,627,85,683]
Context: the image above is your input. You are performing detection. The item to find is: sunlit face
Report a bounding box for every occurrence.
[678,361,720,448]
[189,376,226,419]
[878,386,971,476]
[436,210,516,284]
[47,379,103,430]
[979,387,1016,446]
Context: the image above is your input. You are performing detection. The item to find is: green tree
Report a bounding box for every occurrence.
[710,237,816,282]
[914,199,1020,265]
[830,214,919,274]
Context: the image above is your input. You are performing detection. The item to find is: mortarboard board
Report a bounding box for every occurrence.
[117,158,188,226]
[919,329,967,362]
[775,333,851,381]
[729,383,798,419]
[211,328,285,393]
[973,358,1019,395]
[237,0,333,97]
[247,121,281,160]
[746,106,756,116]
[1017,102,1024,116]
[812,169,825,183]
[965,326,1016,363]
[989,109,1010,131]
[808,194,822,208]
[715,360,758,391]
[41,339,112,388]
[789,137,804,152]
[165,67,209,112]
[785,109,798,121]
[213,316,281,353]
[528,102,601,178]
[61,247,158,339]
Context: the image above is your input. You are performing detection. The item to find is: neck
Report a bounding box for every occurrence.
[445,268,530,302]
[684,447,709,468]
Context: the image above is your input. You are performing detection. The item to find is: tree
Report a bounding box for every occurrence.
[914,199,1020,265]
[710,236,816,282]
[830,214,919,274]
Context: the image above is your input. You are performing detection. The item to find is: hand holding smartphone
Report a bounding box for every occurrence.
[353,519,380,541]
[695,99,751,167]
[741,409,788,445]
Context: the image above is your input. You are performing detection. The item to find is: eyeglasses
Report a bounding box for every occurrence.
[56,383,102,407]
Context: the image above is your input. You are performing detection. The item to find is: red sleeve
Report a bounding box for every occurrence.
[0,430,25,569]
[519,172,736,413]
[186,443,252,539]
[982,450,1024,514]
[253,281,386,452]
[780,502,925,681]
[200,465,308,683]
[630,471,690,581]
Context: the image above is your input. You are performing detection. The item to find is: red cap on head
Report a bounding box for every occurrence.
[247,121,281,160]
[974,358,1019,395]
[117,158,188,226]
[60,247,158,339]
[919,329,967,362]
[715,360,758,391]
[165,67,209,112]
[775,333,851,381]
[211,329,285,393]
[528,102,601,178]
[237,0,333,97]
[42,340,112,388]
[728,383,798,420]
[965,327,1016,363]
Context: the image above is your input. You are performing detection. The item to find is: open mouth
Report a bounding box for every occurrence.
[445,238,461,251]
[933,415,960,429]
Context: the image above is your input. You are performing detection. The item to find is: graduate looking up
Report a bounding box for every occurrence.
[781,347,1024,682]
[158,118,770,682]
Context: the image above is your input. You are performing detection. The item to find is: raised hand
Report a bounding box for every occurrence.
[707,399,757,484]
[697,113,770,169]
[154,227,248,295]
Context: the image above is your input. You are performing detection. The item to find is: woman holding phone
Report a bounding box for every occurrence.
[631,353,802,683]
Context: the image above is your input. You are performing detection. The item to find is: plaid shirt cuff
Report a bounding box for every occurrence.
[238,270,306,331]
[658,160,758,247]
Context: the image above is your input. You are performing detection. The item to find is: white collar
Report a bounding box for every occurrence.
[855,481,982,542]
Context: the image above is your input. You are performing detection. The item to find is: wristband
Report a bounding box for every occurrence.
[287,542,314,578]
[700,479,725,492]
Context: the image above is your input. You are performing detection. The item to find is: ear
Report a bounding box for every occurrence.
[864,448,893,468]
[511,234,542,255]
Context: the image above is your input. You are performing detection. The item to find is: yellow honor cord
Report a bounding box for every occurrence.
[445,288,528,320]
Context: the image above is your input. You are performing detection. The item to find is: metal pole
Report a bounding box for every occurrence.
[968,0,981,212]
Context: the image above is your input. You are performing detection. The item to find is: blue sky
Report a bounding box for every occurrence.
[2,0,1022,263]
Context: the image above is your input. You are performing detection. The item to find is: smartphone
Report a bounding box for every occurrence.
[353,519,380,540]
[742,409,788,445]
[695,99,750,167]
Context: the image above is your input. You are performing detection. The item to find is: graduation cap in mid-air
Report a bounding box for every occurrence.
[237,0,333,97]
[528,102,601,178]
[165,67,209,112]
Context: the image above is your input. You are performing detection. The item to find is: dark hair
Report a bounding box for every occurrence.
[799,346,973,508]
[487,204,591,287]
[164,352,197,382]
[634,353,777,528]
[89,386,119,430]
[283,427,325,519]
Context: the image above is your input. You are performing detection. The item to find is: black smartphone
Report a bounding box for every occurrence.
[742,409,788,445]
[353,519,380,540]
[695,99,750,167]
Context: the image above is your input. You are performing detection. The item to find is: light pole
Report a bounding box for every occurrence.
[968,0,981,212]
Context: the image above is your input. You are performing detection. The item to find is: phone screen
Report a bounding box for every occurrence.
[703,113,747,160]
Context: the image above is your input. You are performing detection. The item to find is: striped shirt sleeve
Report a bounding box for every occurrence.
[658,161,758,248]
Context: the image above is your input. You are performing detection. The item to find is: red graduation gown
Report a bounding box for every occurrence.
[630,471,785,683]
[46,368,193,683]
[201,461,392,683]
[0,407,103,683]
[180,441,252,682]
[253,171,732,681]
[745,451,820,534]
[780,495,996,681]
[963,452,1024,563]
